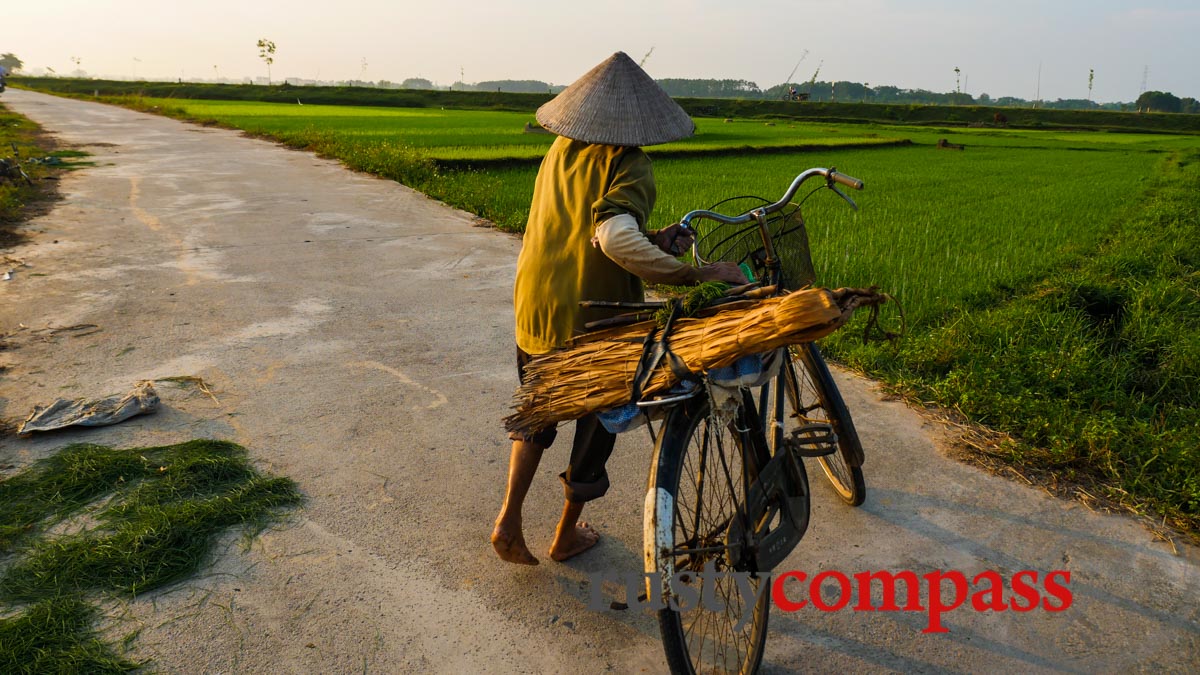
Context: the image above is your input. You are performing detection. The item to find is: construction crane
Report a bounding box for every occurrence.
[807,59,824,87]
[781,50,809,88]
[640,47,655,68]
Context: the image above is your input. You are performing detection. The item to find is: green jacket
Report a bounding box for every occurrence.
[514,136,656,354]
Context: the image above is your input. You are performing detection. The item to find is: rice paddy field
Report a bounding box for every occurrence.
[142,99,904,160]
[89,96,1200,537]
[455,145,1161,327]
[136,97,1200,159]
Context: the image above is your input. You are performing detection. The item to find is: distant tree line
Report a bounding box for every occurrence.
[655,78,1165,111]
[347,77,1200,112]
[383,75,1166,110]
[9,48,1195,113]
[655,78,761,98]
[448,79,565,94]
[1135,91,1199,114]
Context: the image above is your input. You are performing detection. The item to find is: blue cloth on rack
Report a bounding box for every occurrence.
[596,353,768,434]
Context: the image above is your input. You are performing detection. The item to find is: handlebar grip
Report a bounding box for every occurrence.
[829,170,864,190]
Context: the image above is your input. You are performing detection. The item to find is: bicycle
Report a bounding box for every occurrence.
[0,143,34,187]
[638,167,866,674]
[678,178,868,507]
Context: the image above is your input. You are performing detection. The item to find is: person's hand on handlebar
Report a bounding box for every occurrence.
[696,262,748,285]
[652,223,695,256]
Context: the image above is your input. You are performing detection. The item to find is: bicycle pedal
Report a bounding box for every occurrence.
[784,424,838,457]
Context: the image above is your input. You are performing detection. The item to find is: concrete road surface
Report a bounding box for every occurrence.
[1,89,1197,673]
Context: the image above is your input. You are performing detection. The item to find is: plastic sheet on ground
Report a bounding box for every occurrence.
[17,381,160,434]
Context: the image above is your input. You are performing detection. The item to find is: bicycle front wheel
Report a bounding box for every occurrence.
[649,393,770,675]
[785,343,867,506]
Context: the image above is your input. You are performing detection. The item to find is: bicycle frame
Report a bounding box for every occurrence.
[642,168,865,631]
[681,167,863,451]
[632,168,862,415]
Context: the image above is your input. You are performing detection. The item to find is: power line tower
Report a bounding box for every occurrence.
[1034,62,1042,109]
[1140,65,1149,95]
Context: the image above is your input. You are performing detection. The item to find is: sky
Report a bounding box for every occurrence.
[4,0,1198,102]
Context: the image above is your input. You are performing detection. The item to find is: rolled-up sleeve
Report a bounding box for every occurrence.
[589,149,698,285]
[594,214,700,285]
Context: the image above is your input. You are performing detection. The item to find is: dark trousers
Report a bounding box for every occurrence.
[512,346,616,503]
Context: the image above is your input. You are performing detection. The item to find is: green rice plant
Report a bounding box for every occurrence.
[651,145,1162,328]
[0,440,303,601]
[24,77,1200,133]
[152,97,1198,159]
[429,143,1167,330]
[833,150,1200,533]
[0,595,138,673]
[0,440,303,669]
[0,444,144,552]
[123,98,908,162]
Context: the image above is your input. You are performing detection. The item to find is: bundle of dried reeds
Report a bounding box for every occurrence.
[505,287,885,434]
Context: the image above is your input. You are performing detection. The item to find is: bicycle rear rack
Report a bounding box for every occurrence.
[636,382,702,408]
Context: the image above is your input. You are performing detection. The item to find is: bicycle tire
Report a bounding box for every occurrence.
[785,344,867,506]
[650,393,771,675]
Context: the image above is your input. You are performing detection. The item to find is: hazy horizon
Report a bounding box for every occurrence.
[6,1,1198,103]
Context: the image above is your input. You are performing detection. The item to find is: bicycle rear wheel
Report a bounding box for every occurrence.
[784,344,866,506]
[650,393,771,675]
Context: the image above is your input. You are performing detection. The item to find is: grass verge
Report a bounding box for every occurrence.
[0,440,303,671]
[0,104,50,246]
[829,150,1200,539]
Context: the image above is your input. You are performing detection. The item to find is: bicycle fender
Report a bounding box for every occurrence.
[643,486,675,609]
[643,394,706,607]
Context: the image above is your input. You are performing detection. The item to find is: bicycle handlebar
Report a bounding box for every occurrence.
[678,167,863,233]
[829,170,864,191]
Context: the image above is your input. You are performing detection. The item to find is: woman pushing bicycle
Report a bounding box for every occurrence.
[491,51,745,566]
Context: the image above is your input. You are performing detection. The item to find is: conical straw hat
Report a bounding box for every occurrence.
[536,52,694,147]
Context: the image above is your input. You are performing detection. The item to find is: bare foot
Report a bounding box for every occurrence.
[549,521,600,562]
[492,522,539,565]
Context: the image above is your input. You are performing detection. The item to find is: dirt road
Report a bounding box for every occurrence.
[2,89,1197,673]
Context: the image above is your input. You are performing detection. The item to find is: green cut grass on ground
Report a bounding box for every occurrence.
[0,595,138,674]
[0,440,304,672]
